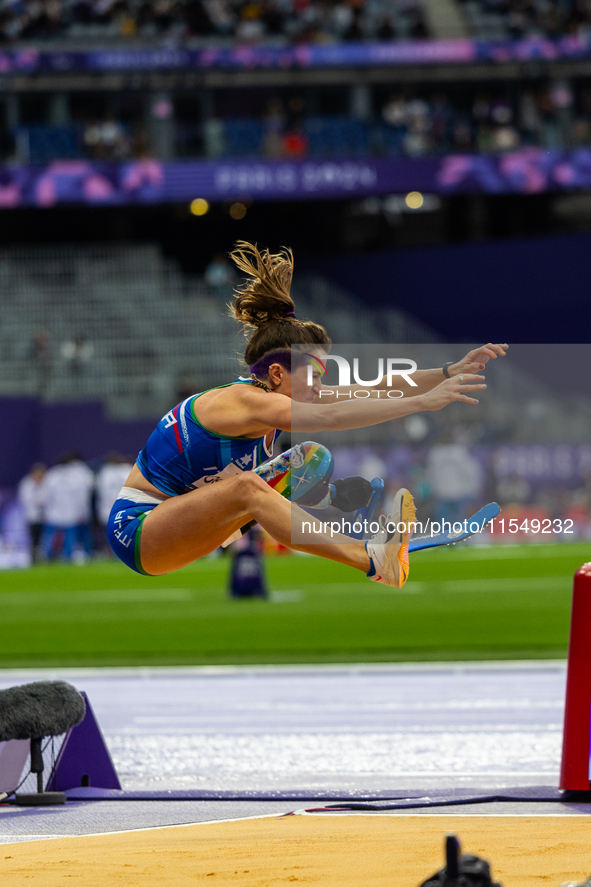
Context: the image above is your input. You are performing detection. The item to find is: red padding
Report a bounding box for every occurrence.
[560,563,591,791]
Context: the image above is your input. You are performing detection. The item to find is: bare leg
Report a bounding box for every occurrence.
[140,472,371,576]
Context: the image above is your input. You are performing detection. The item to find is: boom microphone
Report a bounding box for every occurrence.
[0,681,85,741]
[0,681,85,806]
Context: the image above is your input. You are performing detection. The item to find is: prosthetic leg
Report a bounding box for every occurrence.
[222,442,500,554]
[222,442,386,547]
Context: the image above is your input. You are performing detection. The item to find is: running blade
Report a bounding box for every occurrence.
[409,502,501,552]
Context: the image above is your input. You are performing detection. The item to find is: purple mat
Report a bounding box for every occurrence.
[301,786,591,811]
[51,785,584,806]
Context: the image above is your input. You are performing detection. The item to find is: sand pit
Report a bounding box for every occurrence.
[1,814,591,886]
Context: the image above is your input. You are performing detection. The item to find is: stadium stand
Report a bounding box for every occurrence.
[0,243,437,419]
[458,0,591,40]
[1,0,589,46]
[0,0,432,45]
[7,79,589,165]
[0,242,588,453]
[196,83,590,159]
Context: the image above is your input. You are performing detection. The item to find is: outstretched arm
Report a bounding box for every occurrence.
[228,373,487,434]
[315,343,508,401]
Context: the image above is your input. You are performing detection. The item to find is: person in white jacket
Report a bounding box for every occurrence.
[17,463,46,562]
[427,437,482,525]
[67,455,95,559]
[41,453,94,561]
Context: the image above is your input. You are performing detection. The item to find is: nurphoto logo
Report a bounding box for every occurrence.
[307,355,418,398]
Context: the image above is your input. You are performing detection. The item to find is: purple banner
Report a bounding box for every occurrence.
[0,397,153,486]
[0,149,590,207]
[492,445,591,483]
[2,34,591,75]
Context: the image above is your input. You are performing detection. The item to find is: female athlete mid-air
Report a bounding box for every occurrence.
[108,242,507,588]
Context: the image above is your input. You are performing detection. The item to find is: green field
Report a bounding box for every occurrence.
[0,542,587,667]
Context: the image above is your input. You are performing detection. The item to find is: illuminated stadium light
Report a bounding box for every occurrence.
[190,198,209,216]
[405,191,424,210]
[230,203,247,220]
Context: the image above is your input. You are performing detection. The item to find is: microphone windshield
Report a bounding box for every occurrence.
[0,681,86,741]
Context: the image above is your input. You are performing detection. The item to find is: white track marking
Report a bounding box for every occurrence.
[269,590,304,603]
[410,576,570,594]
[297,576,570,595]
[3,809,586,846]
[292,811,591,817]
[0,661,567,681]
[420,544,589,562]
[0,813,284,845]
[0,589,193,605]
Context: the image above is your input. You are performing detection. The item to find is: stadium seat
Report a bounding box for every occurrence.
[223,119,264,158]
[15,126,85,164]
[304,116,369,157]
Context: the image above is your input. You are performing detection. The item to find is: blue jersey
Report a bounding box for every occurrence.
[136,380,279,497]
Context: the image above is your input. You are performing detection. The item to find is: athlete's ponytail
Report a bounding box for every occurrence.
[229,241,330,368]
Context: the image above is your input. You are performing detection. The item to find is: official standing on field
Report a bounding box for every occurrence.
[17,462,46,563]
[66,454,95,560]
[41,452,94,562]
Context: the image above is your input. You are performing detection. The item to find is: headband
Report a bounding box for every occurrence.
[301,352,327,375]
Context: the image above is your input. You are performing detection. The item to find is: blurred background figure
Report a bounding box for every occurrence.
[30,329,52,397]
[83,117,132,160]
[41,452,94,562]
[563,488,591,538]
[61,335,94,375]
[41,455,81,562]
[358,451,387,484]
[262,98,286,158]
[96,453,134,553]
[427,435,483,525]
[66,453,95,562]
[17,462,46,563]
[204,253,236,293]
[496,472,532,506]
[229,527,268,599]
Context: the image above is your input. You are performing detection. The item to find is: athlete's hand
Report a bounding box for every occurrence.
[422,374,486,411]
[448,343,508,376]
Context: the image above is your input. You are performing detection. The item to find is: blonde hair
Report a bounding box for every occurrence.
[229,241,330,368]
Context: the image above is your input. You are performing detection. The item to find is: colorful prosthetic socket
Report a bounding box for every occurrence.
[221,442,335,548]
[255,442,335,507]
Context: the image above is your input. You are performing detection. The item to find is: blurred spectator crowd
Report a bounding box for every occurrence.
[374,85,587,155]
[17,452,133,563]
[0,0,429,45]
[460,0,591,40]
[12,82,591,165]
[334,439,591,542]
[16,118,143,164]
[30,329,96,396]
[199,86,591,159]
[2,0,591,46]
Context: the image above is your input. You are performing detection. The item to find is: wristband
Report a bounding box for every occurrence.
[442,361,454,379]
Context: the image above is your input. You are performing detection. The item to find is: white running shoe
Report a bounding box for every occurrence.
[365,488,416,588]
